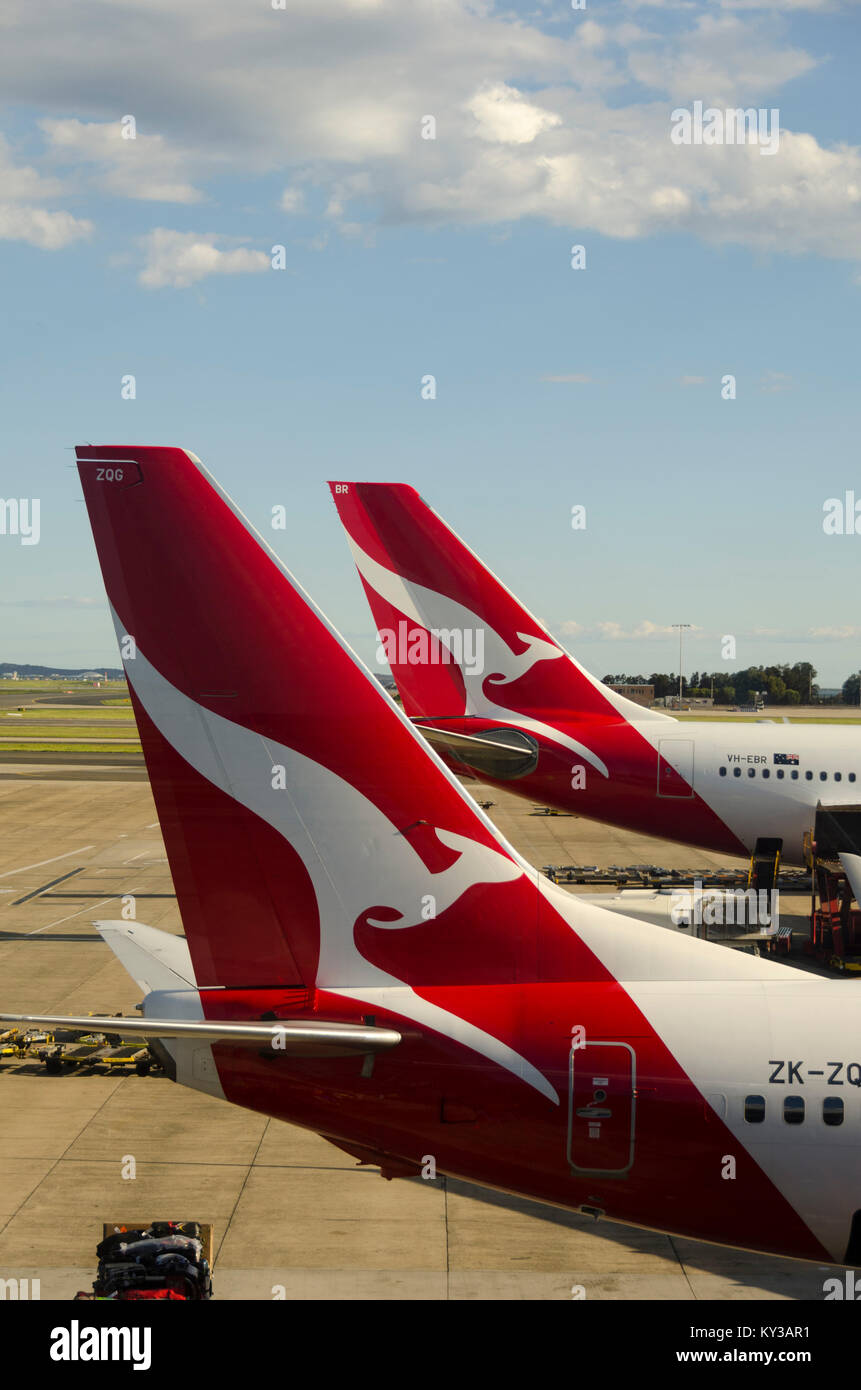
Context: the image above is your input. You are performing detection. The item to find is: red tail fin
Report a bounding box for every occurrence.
[329,481,670,728]
[76,449,543,999]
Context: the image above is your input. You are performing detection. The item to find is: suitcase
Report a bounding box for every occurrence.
[92,1221,213,1300]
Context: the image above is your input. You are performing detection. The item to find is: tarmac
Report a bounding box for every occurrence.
[0,762,848,1300]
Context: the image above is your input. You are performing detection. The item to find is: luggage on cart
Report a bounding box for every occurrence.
[91,1221,212,1300]
[120,1289,187,1300]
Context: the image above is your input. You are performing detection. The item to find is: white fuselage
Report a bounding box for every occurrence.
[635,720,861,863]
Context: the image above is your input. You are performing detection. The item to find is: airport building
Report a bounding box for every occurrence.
[607,682,654,707]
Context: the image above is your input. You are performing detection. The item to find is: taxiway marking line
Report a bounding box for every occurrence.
[0,846,96,880]
[27,898,118,936]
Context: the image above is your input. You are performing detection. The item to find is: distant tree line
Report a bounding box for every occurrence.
[603,662,861,706]
[0,662,124,679]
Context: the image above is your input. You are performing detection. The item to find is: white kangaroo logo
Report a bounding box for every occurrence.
[347,537,609,778]
[486,631,564,687]
[114,608,557,1103]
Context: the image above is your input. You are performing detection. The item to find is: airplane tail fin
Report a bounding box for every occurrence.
[328,482,671,727]
[76,448,548,1006]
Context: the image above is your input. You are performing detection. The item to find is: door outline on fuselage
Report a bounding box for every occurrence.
[656,738,695,799]
[567,1040,636,1178]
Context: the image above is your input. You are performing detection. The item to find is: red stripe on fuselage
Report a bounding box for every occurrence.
[426,715,748,859]
[207,980,829,1264]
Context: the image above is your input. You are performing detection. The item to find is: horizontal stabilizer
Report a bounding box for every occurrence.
[415,723,539,779]
[0,1013,401,1057]
[95,920,195,994]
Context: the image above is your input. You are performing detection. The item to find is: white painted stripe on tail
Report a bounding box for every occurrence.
[116,612,558,1104]
[346,534,610,777]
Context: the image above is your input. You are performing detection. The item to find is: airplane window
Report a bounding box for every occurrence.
[820,771,828,782]
[851,773,857,783]
[791,770,799,780]
[744,1095,765,1123]
[762,769,770,779]
[823,1097,844,1127]
[733,768,742,778]
[805,771,813,781]
[776,769,784,780]
[835,772,842,783]
[719,766,727,777]
[784,1096,805,1125]
[748,767,756,778]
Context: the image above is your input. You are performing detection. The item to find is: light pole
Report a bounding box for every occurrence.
[673,624,691,705]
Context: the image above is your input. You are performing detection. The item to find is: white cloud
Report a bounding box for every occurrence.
[559,619,699,640]
[0,0,856,268]
[0,596,102,607]
[0,134,92,249]
[600,620,690,641]
[0,204,91,250]
[628,13,817,102]
[721,0,836,10]
[138,229,269,289]
[42,118,202,203]
[623,1,698,9]
[467,83,562,146]
[541,373,594,383]
[758,370,794,391]
[280,187,306,213]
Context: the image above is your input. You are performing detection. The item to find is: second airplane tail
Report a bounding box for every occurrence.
[329,481,671,730]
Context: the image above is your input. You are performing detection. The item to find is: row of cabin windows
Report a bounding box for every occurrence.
[719,767,856,782]
[744,1094,844,1126]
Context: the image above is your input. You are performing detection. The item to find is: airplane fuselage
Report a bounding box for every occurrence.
[434,715,861,866]
[197,961,861,1267]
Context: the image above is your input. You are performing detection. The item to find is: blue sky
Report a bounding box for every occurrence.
[1,0,860,686]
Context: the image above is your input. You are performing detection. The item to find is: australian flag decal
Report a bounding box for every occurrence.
[774,752,800,766]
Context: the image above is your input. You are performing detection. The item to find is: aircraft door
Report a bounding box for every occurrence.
[657,738,695,798]
[567,1041,636,1177]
